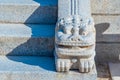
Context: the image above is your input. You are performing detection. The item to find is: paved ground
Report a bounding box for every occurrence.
[97,63,111,80]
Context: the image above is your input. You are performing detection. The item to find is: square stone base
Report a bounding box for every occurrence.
[0,56,97,80]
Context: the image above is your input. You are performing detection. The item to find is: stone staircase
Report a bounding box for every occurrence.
[0,0,120,80]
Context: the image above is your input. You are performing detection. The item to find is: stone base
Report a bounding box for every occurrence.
[0,56,97,80]
[109,63,120,80]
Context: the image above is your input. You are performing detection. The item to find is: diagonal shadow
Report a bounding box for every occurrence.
[5,0,120,73]
[6,0,57,71]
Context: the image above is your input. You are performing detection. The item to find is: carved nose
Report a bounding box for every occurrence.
[72,27,79,36]
[71,35,81,41]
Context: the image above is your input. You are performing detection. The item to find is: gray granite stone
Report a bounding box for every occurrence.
[0,0,119,24]
[58,0,91,18]
[91,0,120,14]
[0,56,97,80]
[0,24,55,56]
[96,43,120,62]
[0,0,57,24]
[0,24,120,63]
[0,15,119,43]
[109,63,120,80]
[94,15,120,43]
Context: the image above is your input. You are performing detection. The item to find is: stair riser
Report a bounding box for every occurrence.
[0,0,120,24]
[0,5,57,24]
[0,73,97,80]
[0,37,54,56]
[0,37,119,63]
[0,56,97,80]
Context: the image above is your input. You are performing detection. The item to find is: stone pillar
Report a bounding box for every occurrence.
[55,0,96,73]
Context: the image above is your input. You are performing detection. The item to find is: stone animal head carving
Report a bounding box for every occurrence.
[55,15,96,46]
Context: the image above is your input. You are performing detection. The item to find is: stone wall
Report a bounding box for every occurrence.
[91,0,120,62]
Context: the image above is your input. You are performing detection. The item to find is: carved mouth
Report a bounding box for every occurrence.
[55,44,95,57]
[57,44,94,49]
[56,41,95,47]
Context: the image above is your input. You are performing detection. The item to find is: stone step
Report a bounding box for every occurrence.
[109,63,120,80]
[0,56,97,80]
[0,0,119,24]
[94,15,120,43]
[0,24,55,56]
[91,0,120,15]
[0,0,57,24]
[0,23,119,63]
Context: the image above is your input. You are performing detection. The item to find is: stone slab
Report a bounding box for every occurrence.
[109,63,120,80]
[0,24,55,56]
[1,15,120,43]
[0,56,97,80]
[0,0,57,24]
[0,15,120,43]
[0,0,119,23]
[0,23,120,62]
[91,0,120,14]
[94,15,120,43]
[96,43,120,62]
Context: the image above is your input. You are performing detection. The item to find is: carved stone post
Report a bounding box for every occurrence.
[55,0,96,73]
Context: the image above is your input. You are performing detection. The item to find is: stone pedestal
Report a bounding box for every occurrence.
[55,0,96,75]
[0,56,97,80]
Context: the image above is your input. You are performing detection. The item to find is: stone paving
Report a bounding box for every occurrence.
[97,63,111,80]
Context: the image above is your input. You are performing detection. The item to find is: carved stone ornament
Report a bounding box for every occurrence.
[55,0,96,73]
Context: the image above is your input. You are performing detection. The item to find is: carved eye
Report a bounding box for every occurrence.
[81,27,88,36]
[82,31,88,36]
[63,26,72,34]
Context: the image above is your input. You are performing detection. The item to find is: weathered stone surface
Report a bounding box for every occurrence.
[0,24,55,56]
[94,15,120,42]
[58,0,91,18]
[0,24,119,63]
[109,63,120,80]
[0,0,57,24]
[96,43,120,62]
[55,0,96,73]
[0,15,120,43]
[0,0,119,23]
[0,56,97,80]
[91,0,120,14]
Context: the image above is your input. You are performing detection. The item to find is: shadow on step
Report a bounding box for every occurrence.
[95,23,120,63]
[5,0,57,72]
[4,0,120,73]
[24,0,58,24]
[6,56,56,72]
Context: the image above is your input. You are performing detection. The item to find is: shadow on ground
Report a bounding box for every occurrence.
[6,0,57,71]
[5,0,120,74]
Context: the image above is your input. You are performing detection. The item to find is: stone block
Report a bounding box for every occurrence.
[91,0,120,14]
[0,56,97,80]
[0,0,57,24]
[0,24,55,56]
[96,43,120,62]
[109,63,120,80]
[0,0,119,23]
[94,15,120,42]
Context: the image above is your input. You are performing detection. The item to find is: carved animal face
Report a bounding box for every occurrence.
[55,16,96,46]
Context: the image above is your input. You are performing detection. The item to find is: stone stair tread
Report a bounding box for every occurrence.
[109,63,120,80]
[0,56,97,80]
[0,0,57,6]
[0,24,55,56]
[0,24,55,37]
[0,56,55,72]
[0,0,57,24]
